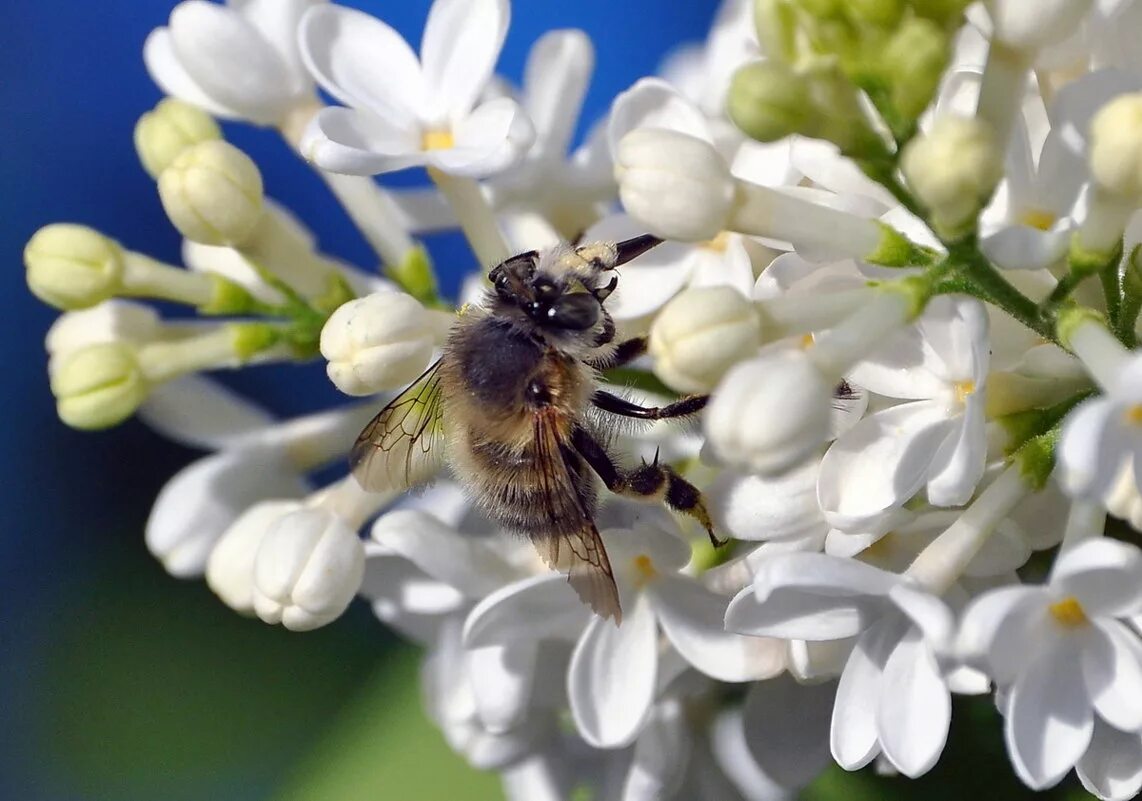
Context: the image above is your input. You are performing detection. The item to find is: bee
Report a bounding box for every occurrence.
[350,235,721,623]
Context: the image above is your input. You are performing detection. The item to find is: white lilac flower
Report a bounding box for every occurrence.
[144,0,321,126]
[726,553,958,778]
[819,297,990,533]
[297,0,534,178]
[959,538,1142,792]
[466,520,784,748]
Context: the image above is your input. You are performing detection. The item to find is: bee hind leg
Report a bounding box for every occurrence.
[571,427,726,548]
[591,389,709,420]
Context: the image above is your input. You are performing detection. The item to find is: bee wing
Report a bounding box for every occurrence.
[350,359,447,492]
[530,410,622,623]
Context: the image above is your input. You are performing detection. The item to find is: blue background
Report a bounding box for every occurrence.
[0,2,718,799]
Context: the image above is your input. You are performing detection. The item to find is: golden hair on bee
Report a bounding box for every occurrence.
[350,234,722,624]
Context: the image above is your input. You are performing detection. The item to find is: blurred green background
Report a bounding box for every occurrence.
[0,0,1104,799]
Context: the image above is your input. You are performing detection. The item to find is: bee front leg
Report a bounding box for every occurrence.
[587,336,646,370]
[570,428,725,547]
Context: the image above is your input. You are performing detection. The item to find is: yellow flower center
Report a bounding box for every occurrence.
[1018,208,1057,232]
[632,554,658,589]
[1124,404,1142,425]
[421,129,455,151]
[703,231,733,252]
[1049,596,1088,627]
[800,333,815,349]
[954,380,976,404]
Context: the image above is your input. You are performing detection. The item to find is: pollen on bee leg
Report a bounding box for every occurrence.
[632,554,658,588]
[1048,596,1088,627]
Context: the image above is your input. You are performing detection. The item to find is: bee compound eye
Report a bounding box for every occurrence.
[531,276,559,302]
[547,294,600,330]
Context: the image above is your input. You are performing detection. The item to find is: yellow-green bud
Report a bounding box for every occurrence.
[882,17,950,121]
[793,0,843,17]
[158,140,264,246]
[908,0,972,26]
[50,342,149,430]
[134,99,222,180]
[728,62,815,143]
[849,0,905,26]
[754,0,800,64]
[25,224,125,310]
[1089,93,1142,201]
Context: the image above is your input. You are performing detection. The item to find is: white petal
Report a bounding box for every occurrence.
[958,584,1050,684]
[231,0,314,87]
[298,4,424,123]
[925,395,987,507]
[1052,538,1142,618]
[847,326,947,400]
[607,77,713,153]
[143,28,241,118]
[1077,721,1142,801]
[711,708,804,800]
[916,296,989,384]
[146,445,307,577]
[740,674,837,788]
[429,97,535,177]
[622,699,691,801]
[686,236,756,298]
[370,509,516,597]
[300,106,424,176]
[819,402,957,528]
[467,642,537,733]
[1005,638,1095,789]
[168,0,296,124]
[568,593,658,747]
[980,225,1071,271]
[1083,620,1142,733]
[360,552,460,643]
[1059,398,1123,500]
[790,137,896,207]
[704,460,824,542]
[420,0,509,120]
[876,627,951,777]
[831,617,906,770]
[888,583,956,657]
[463,572,591,647]
[523,29,592,156]
[137,375,274,450]
[652,575,785,682]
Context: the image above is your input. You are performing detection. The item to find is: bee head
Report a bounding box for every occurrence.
[486,235,662,332]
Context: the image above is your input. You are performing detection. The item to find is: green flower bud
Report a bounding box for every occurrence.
[50,342,149,430]
[134,99,222,180]
[882,17,950,121]
[792,0,843,17]
[158,140,264,246]
[754,0,800,64]
[908,0,973,26]
[25,224,125,310]
[849,0,906,26]
[728,61,816,143]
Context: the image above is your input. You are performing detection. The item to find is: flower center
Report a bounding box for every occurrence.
[1124,404,1142,425]
[703,231,733,252]
[954,379,976,404]
[632,554,657,588]
[1048,596,1088,627]
[421,129,455,151]
[799,333,815,349]
[1017,207,1057,232]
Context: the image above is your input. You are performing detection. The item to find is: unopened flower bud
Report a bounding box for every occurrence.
[754,0,800,65]
[705,349,833,476]
[252,509,365,631]
[848,0,905,27]
[320,292,437,396]
[1089,93,1142,201]
[207,501,302,615]
[909,0,972,25]
[882,17,950,121]
[158,140,264,246]
[135,98,222,179]
[615,129,736,242]
[46,301,161,378]
[649,287,761,393]
[901,115,1002,238]
[49,342,149,430]
[984,0,1093,51]
[25,224,124,310]
[728,62,816,143]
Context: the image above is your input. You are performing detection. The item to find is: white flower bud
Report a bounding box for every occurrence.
[134,98,222,179]
[615,128,737,242]
[705,349,833,476]
[49,342,149,430]
[158,140,264,246]
[320,292,438,396]
[901,116,1002,238]
[649,286,761,393]
[1089,93,1142,202]
[25,224,125,310]
[46,301,161,379]
[252,509,365,632]
[207,500,303,615]
[984,0,1093,51]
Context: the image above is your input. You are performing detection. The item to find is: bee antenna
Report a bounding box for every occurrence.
[614,234,663,267]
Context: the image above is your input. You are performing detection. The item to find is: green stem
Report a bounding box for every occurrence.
[1100,260,1124,332]
[936,244,1055,342]
[859,159,926,219]
[1041,271,1090,312]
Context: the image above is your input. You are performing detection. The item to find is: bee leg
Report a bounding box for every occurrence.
[571,428,726,548]
[587,336,647,370]
[591,390,709,420]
